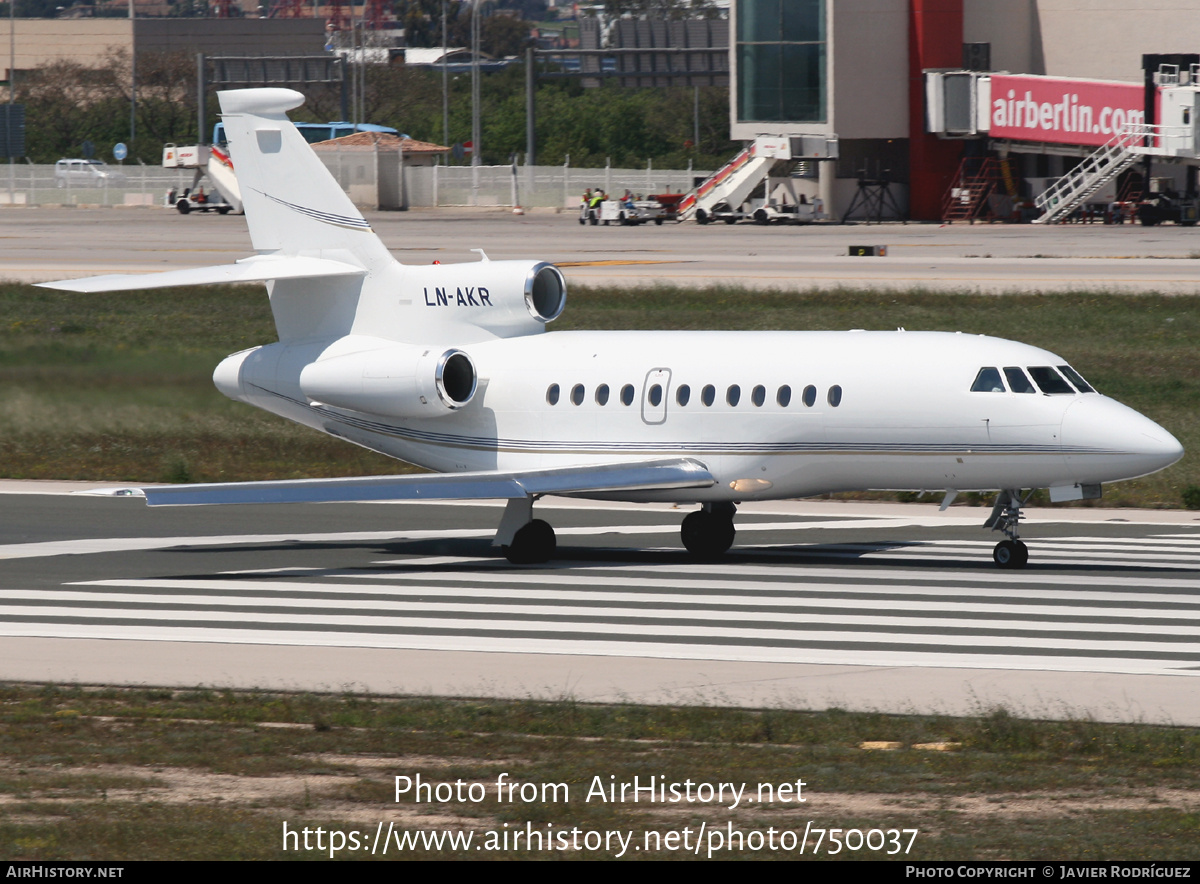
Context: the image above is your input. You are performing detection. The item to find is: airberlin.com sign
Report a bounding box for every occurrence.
[988,75,1145,147]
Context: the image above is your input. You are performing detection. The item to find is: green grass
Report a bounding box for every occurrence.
[2,686,1200,860]
[0,283,1197,504]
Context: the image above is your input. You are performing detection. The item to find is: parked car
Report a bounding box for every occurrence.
[54,159,127,188]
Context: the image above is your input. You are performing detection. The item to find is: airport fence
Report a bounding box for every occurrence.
[0,160,709,212]
[311,143,707,210]
[404,163,708,209]
[0,163,198,208]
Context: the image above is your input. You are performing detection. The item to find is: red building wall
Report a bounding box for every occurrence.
[908,0,964,220]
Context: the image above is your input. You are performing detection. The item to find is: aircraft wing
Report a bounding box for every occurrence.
[125,458,716,507]
[38,255,365,294]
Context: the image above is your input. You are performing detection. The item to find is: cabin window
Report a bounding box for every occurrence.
[621,384,635,406]
[727,384,741,406]
[1058,365,1096,393]
[595,383,610,405]
[648,384,663,406]
[546,383,560,405]
[827,385,842,407]
[802,385,816,407]
[1028,366,1073,394]
[571,384,585,405]
[701,384,716,406]
[751,384,766,406]
[1004,367,1035,394]
[677,384,691,406]
[777,385,792,407]
[971,367,1005,392]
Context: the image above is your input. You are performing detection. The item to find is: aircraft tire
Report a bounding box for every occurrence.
[681,510,735,559]
[505,519,556,565]
[993,539,1028,569]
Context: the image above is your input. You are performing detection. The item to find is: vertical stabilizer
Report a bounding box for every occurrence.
[217,89,393,272]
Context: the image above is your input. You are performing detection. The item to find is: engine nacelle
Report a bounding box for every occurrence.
[399,259,566,338]
[299,343,477,419]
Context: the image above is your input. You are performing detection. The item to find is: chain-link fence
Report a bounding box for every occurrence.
[406,163,707,209]
[0,164,199,207]
[0,160,708,211]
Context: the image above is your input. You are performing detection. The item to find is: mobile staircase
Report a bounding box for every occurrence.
[678,137,792,223]
[942,157,1016,223]
[1032,125,1153,224]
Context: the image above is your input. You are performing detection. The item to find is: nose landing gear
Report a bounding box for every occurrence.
[985,490,1029,569]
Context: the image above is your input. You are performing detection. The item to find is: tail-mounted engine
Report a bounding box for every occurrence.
[298,343,477,419]
[399,259,566,338]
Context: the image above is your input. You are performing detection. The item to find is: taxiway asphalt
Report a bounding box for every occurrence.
[4,206,1200,292]
[2,484,1198,724]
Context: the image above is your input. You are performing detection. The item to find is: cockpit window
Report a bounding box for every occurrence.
[1028,366,1074,394]
[971,367,1005,392]
[1003,367,1035,394]
[1058,365,1096,393]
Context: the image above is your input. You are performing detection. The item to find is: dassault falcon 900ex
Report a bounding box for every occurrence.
[43,88,1183,569]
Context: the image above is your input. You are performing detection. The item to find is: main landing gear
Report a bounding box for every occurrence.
[984,489,1029,569]
[495,497,557,565]
[681,502,737,559]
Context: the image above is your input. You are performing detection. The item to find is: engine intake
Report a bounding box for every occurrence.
[525,262,566,323]
[299,343,477,419]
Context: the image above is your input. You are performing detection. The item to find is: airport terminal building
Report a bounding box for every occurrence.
[730,0,1200,220]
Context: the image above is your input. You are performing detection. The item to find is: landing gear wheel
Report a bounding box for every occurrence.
[681,508,735,559]
[505,519,556,565]
[993,539,1028,569]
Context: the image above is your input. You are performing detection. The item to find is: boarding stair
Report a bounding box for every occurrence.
[941,157,1014,223]
[1033,125,1152,224]
[678,138,788,223]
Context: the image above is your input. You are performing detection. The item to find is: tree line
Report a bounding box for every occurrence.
[14,51,738,169]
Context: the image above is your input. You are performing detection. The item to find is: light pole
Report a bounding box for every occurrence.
[471,0,480,167]
[441,0,448,155]
[129,0,135,146]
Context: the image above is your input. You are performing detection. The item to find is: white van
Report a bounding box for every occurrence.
[54,159,126,188]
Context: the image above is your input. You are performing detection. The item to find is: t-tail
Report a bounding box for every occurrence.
[38,87,566,350]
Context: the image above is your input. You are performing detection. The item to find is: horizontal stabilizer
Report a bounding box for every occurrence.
[138,458,715,507]
[38,255,366,294]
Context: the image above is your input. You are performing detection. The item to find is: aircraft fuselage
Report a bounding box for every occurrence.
[216,328,1181,505]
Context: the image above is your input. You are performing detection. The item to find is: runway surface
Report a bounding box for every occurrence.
[2,485,1198,724]
[4,206,1200,293]
[3,207,1200,721]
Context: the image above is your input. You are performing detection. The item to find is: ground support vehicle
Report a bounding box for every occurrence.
[599,198,669,226]
[162,144,242,215]
[1136,191,1199,226]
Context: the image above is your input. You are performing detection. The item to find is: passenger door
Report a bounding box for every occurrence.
[641,368,671,425]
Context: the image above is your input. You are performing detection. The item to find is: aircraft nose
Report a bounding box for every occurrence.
[1061,396,1183,478]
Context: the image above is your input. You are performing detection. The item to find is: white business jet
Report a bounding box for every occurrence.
[43,89,1183,569]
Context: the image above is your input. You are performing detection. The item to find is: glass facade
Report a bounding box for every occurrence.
[736,0,826,123]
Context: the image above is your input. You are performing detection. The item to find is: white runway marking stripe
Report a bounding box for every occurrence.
[40,584,1200,627]
[0,604,1194,656]
[71,573,1200,607]
[6,532,1198,676]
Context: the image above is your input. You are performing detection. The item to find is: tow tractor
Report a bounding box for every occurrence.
[599,194,673,225]
[584,192,687,226]
[1136,182,1199,226]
